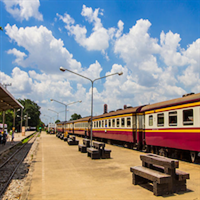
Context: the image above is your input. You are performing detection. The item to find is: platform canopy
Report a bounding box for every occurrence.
[0,84,24,111]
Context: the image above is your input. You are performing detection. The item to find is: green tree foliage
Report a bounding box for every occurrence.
[0,110,14,131]
[17,99,41,129]
[70,113,82,121]
[55,119,61,123]
[0,26,3,31]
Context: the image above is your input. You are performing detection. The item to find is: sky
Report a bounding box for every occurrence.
[0,0,200,125]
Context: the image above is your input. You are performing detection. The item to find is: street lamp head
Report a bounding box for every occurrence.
[118,72,123,76]
[50,99,53,101]
[60,66,66,72]
[79,100,82,103]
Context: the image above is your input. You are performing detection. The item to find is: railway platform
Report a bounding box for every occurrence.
[0,131,35,155]
[24,132,200,200]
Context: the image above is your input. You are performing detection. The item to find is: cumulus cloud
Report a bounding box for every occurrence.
[2,0,43,21]
[57,5,120,57]
[160,30,189,66]
[5,24,82,74]
[7,48,27,65]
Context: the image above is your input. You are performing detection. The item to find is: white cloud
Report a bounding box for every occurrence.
[115,20,124,38]
[160,30,189,66]
[7,48,27,65]
[5,24,82,74]
[2,0,43,21]
[57,5,117,55]
[0,67,33,95]
[114,19,160,65]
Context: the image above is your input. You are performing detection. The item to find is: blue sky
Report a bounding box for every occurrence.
[0,0,199,124]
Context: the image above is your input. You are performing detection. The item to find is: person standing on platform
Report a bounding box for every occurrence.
[3,130,7,145]
[10,129,14,145]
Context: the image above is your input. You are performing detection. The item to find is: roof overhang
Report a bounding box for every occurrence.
[0,84,24,111]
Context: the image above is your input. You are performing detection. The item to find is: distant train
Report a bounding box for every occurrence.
[56,93,200,162]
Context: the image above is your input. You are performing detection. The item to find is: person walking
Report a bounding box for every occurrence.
[3,130,7,145]
[10,129,14,145]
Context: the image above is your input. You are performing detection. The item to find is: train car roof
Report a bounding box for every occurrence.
[93,106,143,120]
[66,116,91,124]
[141,93,200,112]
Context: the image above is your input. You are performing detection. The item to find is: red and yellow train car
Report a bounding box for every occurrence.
[141,93,200,162]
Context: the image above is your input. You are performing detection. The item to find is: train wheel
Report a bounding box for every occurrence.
[145,145,151,153]
[190,151,196,163]
[159,148,167,157]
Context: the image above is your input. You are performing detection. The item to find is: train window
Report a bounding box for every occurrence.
[108,119,111,127]
[117,119,120,127]
[183,109,193,126]
[96,121,99,128]
[112,119,115,127]
[102,120,104,128]
[169,111,177,126]
[99,121,101,127]
[121,118,125,127]
[157,113,164,126]
[149,115,153,126]
[127,117,131,127]
[105,120,107,127]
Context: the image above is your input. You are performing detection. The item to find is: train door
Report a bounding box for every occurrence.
[132,114,137,144]
[136,113,145,150]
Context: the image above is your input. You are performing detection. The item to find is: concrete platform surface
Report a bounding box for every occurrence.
[27,132,200,200]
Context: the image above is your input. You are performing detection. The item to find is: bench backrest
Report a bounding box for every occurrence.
[93,142,105,149]
[140,154,179,176]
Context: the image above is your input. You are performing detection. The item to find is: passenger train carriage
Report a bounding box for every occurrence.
[56,93,200,162]
[141,93,200,162]
[92,106,144,148]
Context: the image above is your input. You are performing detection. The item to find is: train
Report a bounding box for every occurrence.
[56,92,200,162]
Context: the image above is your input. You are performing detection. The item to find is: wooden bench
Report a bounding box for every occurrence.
[87,147,101,159]
[93,141,111,159]
[101,149,112,159]
[130,153,190,196]
[67,135,79,145]
[87,141,104,159]
[130,166,171,196]
[78,139,90,153]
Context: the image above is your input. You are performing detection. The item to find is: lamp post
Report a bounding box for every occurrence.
[50,99,82,134]
[48,109,59,120]
[60,66,123,146]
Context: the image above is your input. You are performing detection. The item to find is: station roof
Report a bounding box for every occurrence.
[0,84,24,111]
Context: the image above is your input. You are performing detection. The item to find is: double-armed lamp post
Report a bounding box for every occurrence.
[50,99,82,133]
[60,66,123,146]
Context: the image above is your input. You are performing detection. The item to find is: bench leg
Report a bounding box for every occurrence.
[132,174,148,185]
[87,152,91,157]
[91,153,100,159]
[173,180,187,192]
[81,146,87,153]
[153,182,170,196]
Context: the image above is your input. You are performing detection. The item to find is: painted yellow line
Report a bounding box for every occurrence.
[145,129,200,133]
[145,102,200,114]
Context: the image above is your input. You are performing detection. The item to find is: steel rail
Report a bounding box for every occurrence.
[0,132,39,197]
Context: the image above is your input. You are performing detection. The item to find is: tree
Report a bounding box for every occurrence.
[17,99,41,129]
[70,113,82,121]
[0,26,3,31]
[0,110,14,131]
[55,119,61,124]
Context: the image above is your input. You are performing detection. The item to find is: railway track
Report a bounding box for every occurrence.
[0,132,39,197]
